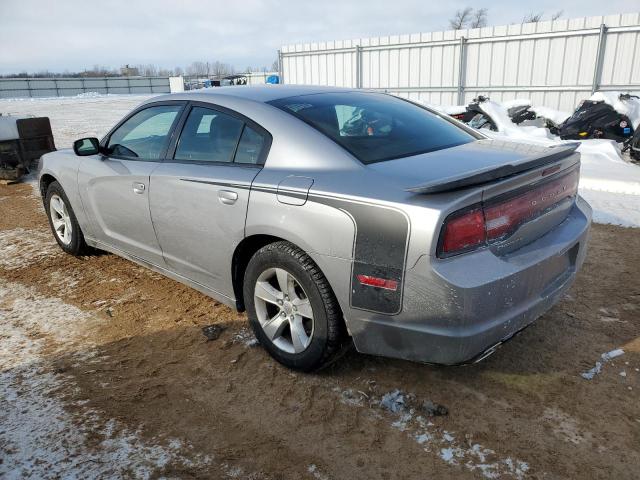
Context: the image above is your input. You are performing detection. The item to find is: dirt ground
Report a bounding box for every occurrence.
[1,181,639,479]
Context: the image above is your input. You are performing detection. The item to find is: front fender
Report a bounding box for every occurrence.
[39,150,93,238]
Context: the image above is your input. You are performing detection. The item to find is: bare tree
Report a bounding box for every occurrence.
[211,61,233,78]
[522,12,544,23]
[551,10,563,21]
[135,64,159,77]
[186,61,208,76]
[470,8,488,28]
[449,7,473,30]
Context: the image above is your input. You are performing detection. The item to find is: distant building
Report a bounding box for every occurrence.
[120,65,140,77]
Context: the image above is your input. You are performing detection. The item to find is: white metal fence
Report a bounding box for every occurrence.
[0,77,173,99]
[279,12,640,111]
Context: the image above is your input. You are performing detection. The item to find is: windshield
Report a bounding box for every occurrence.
[269,92,475,164]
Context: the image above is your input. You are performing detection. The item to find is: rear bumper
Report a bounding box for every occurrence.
[349,196,592,364]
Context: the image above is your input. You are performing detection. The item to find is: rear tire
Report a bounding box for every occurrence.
[243,241,345,371]
[45,181,87,256]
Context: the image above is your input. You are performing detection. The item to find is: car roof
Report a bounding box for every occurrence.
[154,84,356,104]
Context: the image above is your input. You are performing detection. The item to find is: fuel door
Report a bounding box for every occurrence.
[276,176,314,206]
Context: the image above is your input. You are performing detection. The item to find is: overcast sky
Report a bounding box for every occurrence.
[0,0,635,74]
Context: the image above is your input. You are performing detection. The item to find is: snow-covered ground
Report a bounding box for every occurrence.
[0,93,155,148]
[1,91,639,227]
[0,245,214,478]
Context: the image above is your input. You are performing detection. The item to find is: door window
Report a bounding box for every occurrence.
[107,105,182,159]
[174,107,244,163]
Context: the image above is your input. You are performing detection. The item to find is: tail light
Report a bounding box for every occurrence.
[438,168,579,258]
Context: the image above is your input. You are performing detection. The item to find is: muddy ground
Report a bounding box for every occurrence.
[0,181,639,479]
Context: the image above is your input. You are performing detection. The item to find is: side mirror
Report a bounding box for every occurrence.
[73,137,100,156]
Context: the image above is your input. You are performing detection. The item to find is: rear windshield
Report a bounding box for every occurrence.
[269,92,475,164]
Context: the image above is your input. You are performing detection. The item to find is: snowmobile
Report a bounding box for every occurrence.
[448,96,498,131]
[628,128,640,161]
[449,96,542,131]
[554,94,637,144]
[507,104,538,125]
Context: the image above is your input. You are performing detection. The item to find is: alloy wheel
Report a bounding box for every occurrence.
[49,194,72,245]
[253,267,314,354]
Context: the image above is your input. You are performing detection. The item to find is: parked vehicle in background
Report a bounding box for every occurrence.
[448,96,552,132]
[38,86,592,371]
[0,115,55,182]
[448,96,497,131]
[554,93,638,159]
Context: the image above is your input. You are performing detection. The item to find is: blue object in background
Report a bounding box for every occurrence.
[266,75,280,84]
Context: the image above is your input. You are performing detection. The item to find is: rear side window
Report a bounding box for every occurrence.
[107,105,182,159]
[235,126,265,164]
[175,107,244,163]
[270,92,475,164]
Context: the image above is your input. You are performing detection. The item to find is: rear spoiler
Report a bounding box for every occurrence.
[405,143,580,194]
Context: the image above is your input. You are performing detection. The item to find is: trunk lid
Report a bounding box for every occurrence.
[367,138,578,193]
[368,138,582,256]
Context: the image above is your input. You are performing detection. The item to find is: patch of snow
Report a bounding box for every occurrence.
[442,431,455,442]
[375,389,531,479]
[0,279,215,478]
[529,106,571,125]
[502,98,532,109]
[0,228,61,270]
[442,105,467,115]
[581,348,625,380]
[602,348,625,361]
[232,327,259,347]
[440,447,457,462]
[380,389,406,414]
[308,463,330,480]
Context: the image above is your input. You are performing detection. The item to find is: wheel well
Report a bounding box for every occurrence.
[232,234,284,311]
[39,173,57,199]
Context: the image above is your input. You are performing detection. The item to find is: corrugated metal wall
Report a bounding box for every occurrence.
[280,12,640,110]
[0,77,172,99]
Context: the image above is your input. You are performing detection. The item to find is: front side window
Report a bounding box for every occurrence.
[107,105,182,159]
[174,107,244,163]
[270,92,475,164]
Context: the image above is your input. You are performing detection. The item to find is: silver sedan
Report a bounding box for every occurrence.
[38,86,592,371]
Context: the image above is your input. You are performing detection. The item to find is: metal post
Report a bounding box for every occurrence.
[457,37,467,105]
[592,23,608,94]
[355,45,363,88]
[277,49,284,84]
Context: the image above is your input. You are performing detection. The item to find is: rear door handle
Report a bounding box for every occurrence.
[218,190,238,205]
[133,182,146,194]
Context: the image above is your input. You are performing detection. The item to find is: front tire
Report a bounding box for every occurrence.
[45,181,87,256]
[243,241,345,371]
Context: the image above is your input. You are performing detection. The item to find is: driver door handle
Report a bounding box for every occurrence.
[218,190,238,205]
[133,182,146,194]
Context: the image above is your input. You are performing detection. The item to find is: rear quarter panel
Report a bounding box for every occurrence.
[245,172,357,320]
